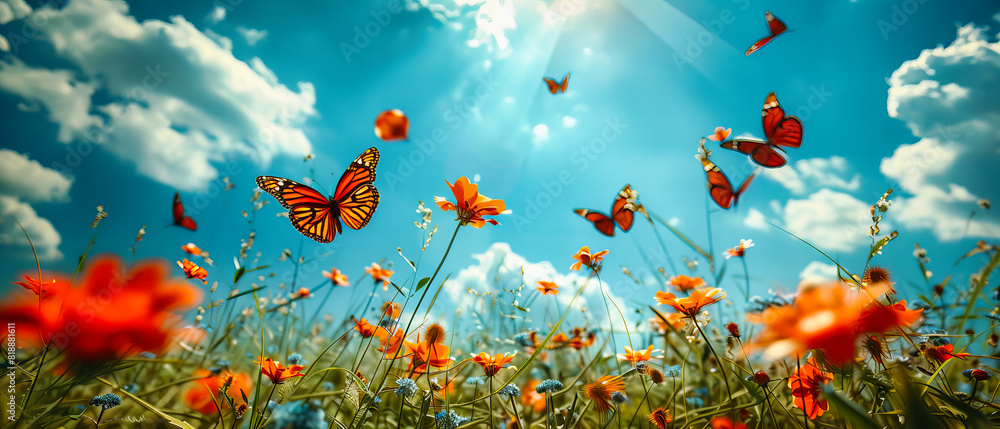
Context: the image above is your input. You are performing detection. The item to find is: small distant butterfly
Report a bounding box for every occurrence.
[574,184,637,236]
[172,192,197,231]
[745,11,788,56]
[720,92,803,168]
[700,157,756,210]
[543,73,571,94]
[256,147,380,243]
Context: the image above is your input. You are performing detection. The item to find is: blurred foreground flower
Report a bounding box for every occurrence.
[364,263,393,291]
[183,369,251,415]
[434,176,506,228]
[1,255,202,363]
[536,280,559,295]
[667,274,704,291]
[322,267,350,286]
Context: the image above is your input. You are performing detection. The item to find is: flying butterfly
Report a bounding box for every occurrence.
[574,184,637,237]
[172,192,197,231]
[745,11,788,55]
[542,73,571,94]
[720,92,803,168]
[701,156,757,210]
[256,147,380,243]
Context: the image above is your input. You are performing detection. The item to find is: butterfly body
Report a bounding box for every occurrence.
[543,73,571,94]
[257,147,380,243]
[745,11,788,55]
[575,184,637,236]
[721,92,802,168]
[172,192,197,230]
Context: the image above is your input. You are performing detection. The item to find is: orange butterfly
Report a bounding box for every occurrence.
[700,156,756,210]
[745,11,788,56]
[543,73,570,94]
[575,184,637,237]
[256,147,380,243]
[720,92,803,168]
[172,192,197,230]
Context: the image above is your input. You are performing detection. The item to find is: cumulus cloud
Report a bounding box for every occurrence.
[799,261,838,281]
[0,0,315,191]
[781,189,872,252]
[765,156,861,195]
[744,207,769,231]
[440,243,642,338]
[881,24,1000,240]
[405,0,518,52]
[237,26,269,45]
[0,0,31,25]
[207,5,227,23]
[0,150,70,260]
[531,123,549,145]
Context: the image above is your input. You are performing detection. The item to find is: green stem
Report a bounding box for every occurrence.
[741,257,751,298]
[695,319,733,422]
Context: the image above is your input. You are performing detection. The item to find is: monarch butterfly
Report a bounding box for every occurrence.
[256,147,380,243]
[720,92,803,168]
[745,11,788,55]
[172,192,197,230]
[543,73,571,94]
[701,156,756,209]
[574,184,637,236]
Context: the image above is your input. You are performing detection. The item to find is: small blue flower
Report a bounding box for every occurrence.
[122,384,139,394]
[535,379,563,394]
[498,383,520,399]
[513,332,536,348]
[89,393,122,410]
[267,400,326,429]
[435,410,467,429]
[611,391,627,404]
[287,353,304,365]
[266,345,278,354]
[138,352,157,359]
[694,387,710,397]
[216,359,231,368]
[395,378,418,398]
[465,376,487,386]
[686,396,704,408]
[663,365,682,377]
[321,382,335,391]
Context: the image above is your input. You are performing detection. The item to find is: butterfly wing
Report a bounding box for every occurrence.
[745,35,775,56]
[574,208,616,237]
[558,73,570,93]
[701,158,737,209]
[256,176,340,243]
[543,77,559,94]
[721,139,788,168]
[172,193,185,224]
[611,185,635,232]
[179,216,197,231]
[333,147,380,230]
[761,92,803,148]
[745,12,787,55]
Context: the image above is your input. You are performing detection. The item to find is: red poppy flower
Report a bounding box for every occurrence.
[255,356,305,384]
[183,369,252,415]
[471,352,516,377]
[787,357,834,420]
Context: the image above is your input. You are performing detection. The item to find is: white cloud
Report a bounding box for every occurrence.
[207,5,227,23]
[882,24,1000,240]
[441,243,640,338]
[0,0,316,191]
[0,0,31,25]
[0,196,62,260]
[0,149,73,202]
[799,261,839,281]
[204,29,233,51]
[406,0,517,52]
[249,57,278,85]
[531,123,549,144]
[237,26,269,45]
[744,207,768,231]
[0,34,8,52]
[765,156,861,195]
[782,189,872,252]
[562,116,577,128]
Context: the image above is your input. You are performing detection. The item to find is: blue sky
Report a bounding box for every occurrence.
[1,0,998,329]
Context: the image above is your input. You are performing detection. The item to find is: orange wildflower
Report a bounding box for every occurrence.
[405,336,452,374]
[710,416,748,429]
[434,176,506,228]
[748,281,919,364]
[296,287,310,297]
[546,332,570,349]
[654,288,727,317]
[923,343,970,364]
[707,126,732,141]
[650,313,686,334]
[183,369,251,415]
[568,328,596,350]
[648,407,673,429]
[787,357,834,420]
[723,238,754,259]
[382,301,402,319]
[522,380,547,413]
[471,352,516,377]
[0,255,202,363]
[352,318,383,338]
[582,375,624,415]
[322,267,350,286]
[570,246,609,271]
[616,345,662,365]
[255,356,305,384]
[376,328,405,356]
[177,258,208,284]
[668,274,705,291]
[536,280,559,295]
[12,275,56,296]
[364,263,394,291]
[181,243,202,256]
